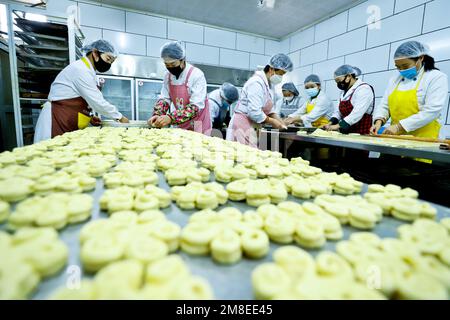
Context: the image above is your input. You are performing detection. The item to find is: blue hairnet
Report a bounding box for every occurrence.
[160,41,185,61]
[353,67,362,77]
[304,74,321,85]
[394,41,430,60]
[82,39,117,56]
[268,53,293,72]
[334,65,357,78]
[220,83,239,102]
[281,82,299,96]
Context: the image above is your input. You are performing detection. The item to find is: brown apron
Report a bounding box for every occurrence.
[51,96,91,138]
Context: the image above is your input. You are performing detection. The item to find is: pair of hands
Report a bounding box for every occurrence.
[266,117,287,131]
[321,123,340,131]
[283,117,303,126]
[369,120,405,136]
[148,115,171,128]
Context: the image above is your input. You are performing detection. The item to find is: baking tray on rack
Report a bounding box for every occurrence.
[18,44,69,58]
[17,53,68,68]
[19,81,51,93]
[15,31,67,47]
[14,18,68,38]
[18,69,60,83]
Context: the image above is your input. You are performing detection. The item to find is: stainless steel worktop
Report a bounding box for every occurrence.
[260,130,450,164]
[5,172,445,300]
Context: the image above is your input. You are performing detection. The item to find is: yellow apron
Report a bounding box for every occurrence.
[388,72,440,163]
[306,102,329,128]
[77,57,94,129]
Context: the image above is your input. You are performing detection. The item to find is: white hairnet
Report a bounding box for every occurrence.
[394,41,430,60]
[334,65,357,78]
[160,41,185,62]
[281,82,299,96]
[220,82,239,102]
[304,74,321,84]
[268,53,293,72]
[82,39,117,56]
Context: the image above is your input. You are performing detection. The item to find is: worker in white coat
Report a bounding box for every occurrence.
[226,53,293,147]
[34,40,128,143]
[284,75,333,127]
[275,82,303,118]
[147,41,211,135]
[370,41,448,138]
[208,82,239,130]
[323,65,375,134]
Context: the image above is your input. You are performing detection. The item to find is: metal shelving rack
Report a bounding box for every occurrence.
[5,2,84,147]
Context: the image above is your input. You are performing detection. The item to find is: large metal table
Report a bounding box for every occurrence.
[5,172,444,300]
[260,130,450,164]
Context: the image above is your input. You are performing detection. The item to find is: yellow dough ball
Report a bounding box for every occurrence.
[0,200,10,223]
[169,276,214,300]
[252,263,290,300]
[241,228,269,259]
[210,229,242,264]
[125,236,168,265]
[81,234,126,273]
[397,273,447,300]
[273,246,315,280]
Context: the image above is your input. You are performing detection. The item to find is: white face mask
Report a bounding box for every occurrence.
[284,96,294,103]
[270,74,283,85]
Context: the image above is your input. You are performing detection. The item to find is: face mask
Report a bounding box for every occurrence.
[167,65,183,79]
[284,96,294,103]
[270,74,283,85]
[305,88,319,98]
[337,76,350,91]
[399,66,418,80]
[94,54,112,73]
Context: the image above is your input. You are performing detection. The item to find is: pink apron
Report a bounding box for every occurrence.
[168,66,212,135]
[229,73,273,148]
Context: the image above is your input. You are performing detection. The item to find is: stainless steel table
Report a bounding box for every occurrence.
[260,130,450,164]
[7,173,444,300]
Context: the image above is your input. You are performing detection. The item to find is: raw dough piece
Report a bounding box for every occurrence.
[210,229,242,264]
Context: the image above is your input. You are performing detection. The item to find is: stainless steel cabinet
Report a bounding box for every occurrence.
[135,79,163,121]
[98,75,134,120]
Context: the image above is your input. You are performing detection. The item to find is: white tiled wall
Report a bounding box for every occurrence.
[283,0,450,136]
[48,1,280,71]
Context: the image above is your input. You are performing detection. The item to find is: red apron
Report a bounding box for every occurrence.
[168,66,211,135]
[229,73,273,148]
[51,97,91,138]
[338,83,374,134]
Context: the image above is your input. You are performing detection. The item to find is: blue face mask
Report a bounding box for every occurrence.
[305,88,319,98]
[399,66,418,80]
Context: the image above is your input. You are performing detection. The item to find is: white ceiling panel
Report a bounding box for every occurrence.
[92,0,361,39]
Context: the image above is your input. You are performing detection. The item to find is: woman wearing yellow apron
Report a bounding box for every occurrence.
[284,74,333,127]
[371,41,448,139]
[34,40,129,143]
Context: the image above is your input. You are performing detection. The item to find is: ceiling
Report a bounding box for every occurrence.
[92,0,360,39]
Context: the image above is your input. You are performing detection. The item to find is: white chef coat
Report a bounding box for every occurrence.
[288,90,334,127]
[233,70,274,124]
[159,63,207,111]
[373,68,448,132]
[48,58,122,119]
[332,78,375,126]
[208,89,224,122]
[34,57,122,143]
